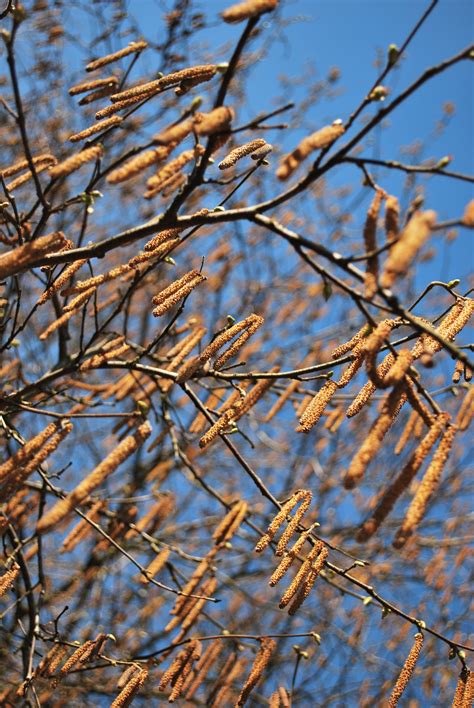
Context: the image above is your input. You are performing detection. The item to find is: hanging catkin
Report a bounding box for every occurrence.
[276,122,344,180]
[363,189,385,297]
[255,489,312,554]
[213,501,248,546]
[0,231,68,281]
[36,421,151,533]
[380,210,436,289]
[393,423,456,548]
[86,40,148,71]
[344,383,407,489]
[236,638,276,707]
[110,667,148,707]
[356,413,449,542]
[222,0,279,23]
[387,633,423,706]
[296,380,338,433]
[0,563,20,597]
[218,138,266,169]
[49,145,104,179]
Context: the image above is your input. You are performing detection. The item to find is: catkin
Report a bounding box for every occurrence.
[194,107,235,136]
[7,161,55,191]
[144,228,183,251]
[264,379,299,423]
[0,421,60,483]
[111,65,217,103]
[393,423,456,548]
[451,668,471,708]
[69,75,118,96]
[141,548,170,583]
[213,500,248,546]
[269,687,291,708]
[462,199,474,226]
[385,195,400,242]
[146,145,204,195]
[152,270,206,316]
[60,500,105,553]
[218,138,266,169]
[69,116,123,143]
[380,210,436,289]
[36,421,151,533]
[49,145,104,179]
[222,0,279,24]
[363,189,384,297]
[53,641,95,685]
[0,231,67,281]
[38,258,87,304]
[255,489,312,553]
[0,563,20,597]
[39,287,96,340]
[331,325,370,359]
[395,410,420,455]
[62,265,131,296]
[107,146,174,184]
[269,528,312,586]
[456,386,474,431]
[1,153,56,179]
[297,379,338,432]
[288,545,328,615]
[356,413,449,542]
[111,667,148,708]
[344,383,407,489]
[236,638,276,707]
[384,350,413,386]
[183,640,223,699]
[276,123,345,180]
[159,641,201,692]
[278,541,323,609]
[154,119,194,146]
[86,40,148,72]
[387,633,423,706]
[95,96,146,119]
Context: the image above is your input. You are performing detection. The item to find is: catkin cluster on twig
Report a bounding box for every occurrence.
[159,641,202,702]
[151,270,206,317]
[236,638,276,706]
[380,210,437,289]
[218,138,267,169]
[111,666,148,707]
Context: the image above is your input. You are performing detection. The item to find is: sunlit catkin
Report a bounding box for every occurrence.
[1,153,56,178]
[218,138,266,169]
[356,413,449,542]
[213,500,248,546]
[183,640,223,699]
[393,423,456,548]
[363,189,384,297]
[111,65,217,103]
[36,421,151,533]
[236,638,276,707]
[141,548,170,584]
[68,75,118,96]
[277,123,345,180]
[269,528,313,586]
[344,383,407,489]
[0,421,59,483]
[152,270,206,316]
[456,386,474,431]
[107,146,174,184]
[278,541,323,609]
[384,349,413,386]
[222,0,278,23]
[39,287,96,340]
[297,380,338,433]
[255,489,312,554]
[0,231,67,281]
[38,258,87,304]
[49,145,104,179]
[380,210,436,289]
[159,641,202,697]
[451,668,471,708]
[194,106,235,135]
[269,687,291,707]
[0,563,20,597]
[69,116,123,143]
[387,633,423,706]
[110,667,148,707]
[86,40,148,71]
[288,545,328,615]
[60,500,105,553]
[385,195,400,242]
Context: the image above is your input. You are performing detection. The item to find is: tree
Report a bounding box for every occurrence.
[0,0,472,705]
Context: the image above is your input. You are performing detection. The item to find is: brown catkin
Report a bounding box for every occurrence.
[153,119,194,147]
[278,541,323,609]
[344,383,407,489]
[452,359,465,384]
[159,641,201,691]
[111,65,217,103]
[128,238,178,270]
[1,153,56,179]
[213,500,248,546]
[110,667,148,708]
[288,545,328,615]
[222,0,279,24]
[385,195,400,242]
[218,138,266,169]
[62,265,131,296]
[346,352,395,417]
[387,633,423,706]
[269,687,291,708]
[107,146,174,184]
[7,162,54,191]
[236,638,276,707]
[95,96,145,119]
[49,145,104,179]
[194,106,235,136]
[198,409,235,449]
[169,549,217,619]
[36,421,151,533]
[146,145,204,194]
[393,423,456,548]
[276,123,345,180]
[35,643,68,678]
[141,548,170,583]
[297,380,338,433]
[451,668,470,707]
[380,210,437,289]
[152,270,206,316]
[0,563,20,597]
[0,231,67,281]
[264,379,299,423]
[255,489,312,553]
[363,189,384,297]
[384,349,413,386]
[69,116,123,143]
[209,654,247,706]
[175,577,218,637]
[39,287,96,340]
[68,75,118,96]
[269,528,312,586]
[144,228,183,251]
[395,410,420,455]
[38,258,87,304]
[86,40,148,72]
[456,386,474,431]
[53,641,95,685]
[0,421,73,503]
[462,199,474,226]
[250,142,273,161]
[0,421,60,483]
[183,640,223,699]
[331,324,370,359]
[356,413,449,542]
[60,500,105,553]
